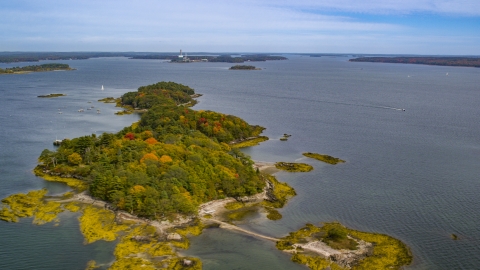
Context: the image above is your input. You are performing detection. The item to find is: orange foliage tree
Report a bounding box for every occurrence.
[145,137,158,145]
[159,155,173,163]
[140,153,159,163]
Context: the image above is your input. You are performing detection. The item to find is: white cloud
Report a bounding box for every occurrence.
[255,0,480,16]
[0,0,478,53]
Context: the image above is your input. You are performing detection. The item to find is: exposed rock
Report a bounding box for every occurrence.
[293,237,374,268]
[264,180,277,202]
[182,259,193,266]
[167,233,182,241]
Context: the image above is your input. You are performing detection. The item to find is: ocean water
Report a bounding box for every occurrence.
[1,56,479,269]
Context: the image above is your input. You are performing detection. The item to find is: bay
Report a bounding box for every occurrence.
[0,56,479,269]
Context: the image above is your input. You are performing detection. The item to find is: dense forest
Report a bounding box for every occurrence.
[349,57,480,68]
[37,82,266,219]
[0,63,73,74]
[229,65,259,70]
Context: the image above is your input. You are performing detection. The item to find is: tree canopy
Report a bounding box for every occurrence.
[37,81,266,219]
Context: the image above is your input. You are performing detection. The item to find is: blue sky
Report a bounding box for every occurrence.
[1,0,479,54]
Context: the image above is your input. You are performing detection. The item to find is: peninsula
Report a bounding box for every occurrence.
[0,81,412,270]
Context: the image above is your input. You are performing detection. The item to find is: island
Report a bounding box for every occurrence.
[0,81,411,270]
[277,223,412,269]
[303,152,346,165]
[349,57,480,68]
[229,65,261,70]
[37,93,66,98]
[98,97,117,103]
[133,54,287,63]
[275,162,313,172]
[0,63,74,74]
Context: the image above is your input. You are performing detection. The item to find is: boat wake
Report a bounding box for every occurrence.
[254,93,405,112]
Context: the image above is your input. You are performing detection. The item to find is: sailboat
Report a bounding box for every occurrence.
[101,85,104,91]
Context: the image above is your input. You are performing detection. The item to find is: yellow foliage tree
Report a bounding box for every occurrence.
[68,152,82,165]
[130,185,146,194]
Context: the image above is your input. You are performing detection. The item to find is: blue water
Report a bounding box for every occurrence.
[1,56,479,269]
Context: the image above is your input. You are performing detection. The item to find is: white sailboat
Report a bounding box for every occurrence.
[101,85,104,91]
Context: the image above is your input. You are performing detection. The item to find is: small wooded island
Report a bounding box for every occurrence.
[229,65,261,70]
[37,93,66,98]
[0,81,411,270]
[303,152,346,165]
[0,63,74,74]
[349,57,480,68]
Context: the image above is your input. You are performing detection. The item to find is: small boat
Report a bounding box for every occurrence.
[101,85,104,91]
[97,109,101,114]
[78,108,84,112]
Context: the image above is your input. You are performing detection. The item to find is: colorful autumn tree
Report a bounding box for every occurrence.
[68,153,82,165]
[124,133,135,140]
[145,137,158,145]
[140,153,159,163]
[159,155,173,163]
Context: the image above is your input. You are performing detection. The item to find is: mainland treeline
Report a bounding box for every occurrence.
[0,52,149,63]
[37,82,266,219]
[0,52,287,64]
[349,57,480,68]
[208,55,287,63]
[0,63,72,74]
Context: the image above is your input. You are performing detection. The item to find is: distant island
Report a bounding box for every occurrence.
[0,52,287,64]
[133,54,287,63]
[349,57,480,68]
[0,63,74,74]
[37,93,65,98]
[229,65,260,70]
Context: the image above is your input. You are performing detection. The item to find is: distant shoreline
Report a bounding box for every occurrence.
[350,56,480,68]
